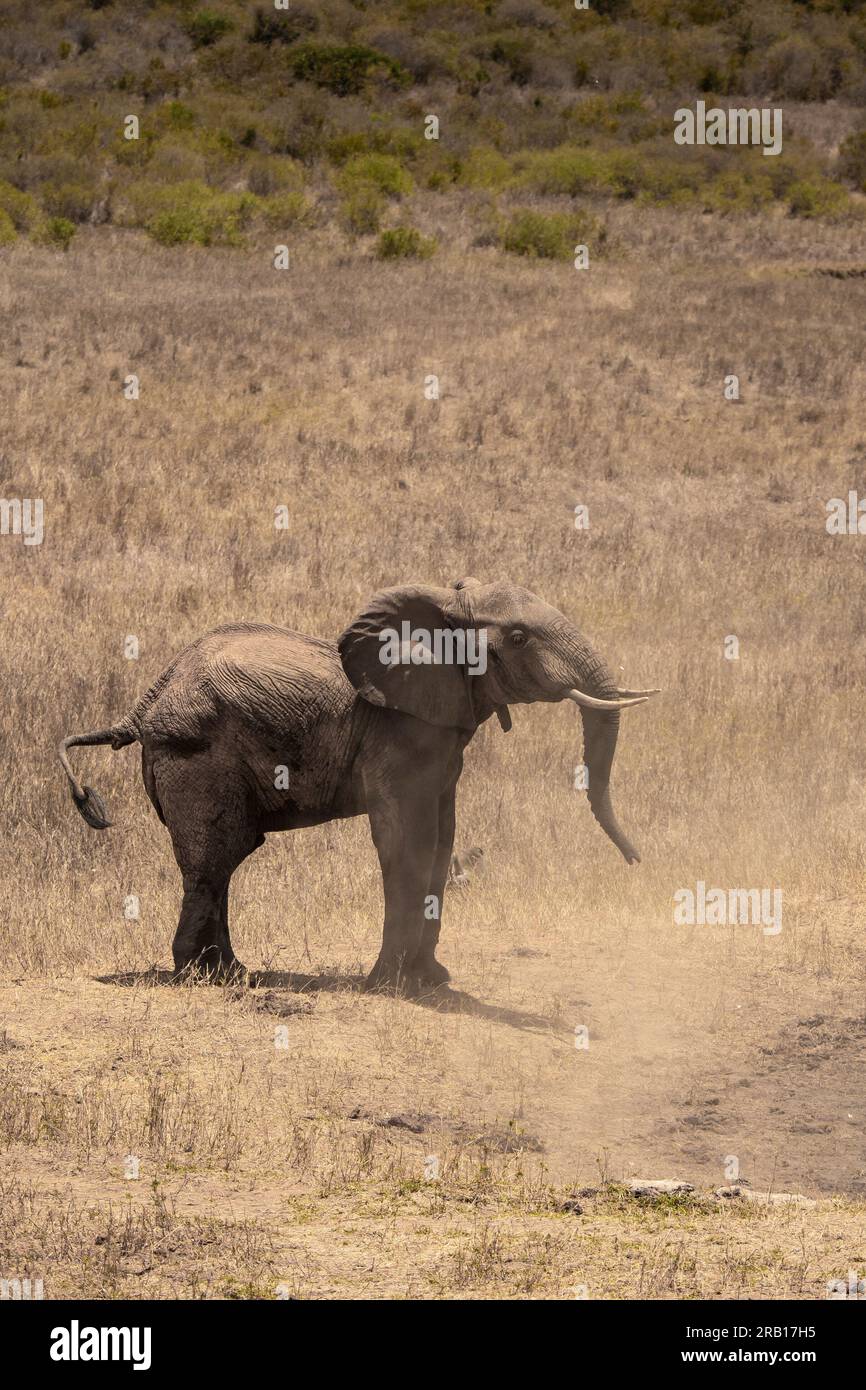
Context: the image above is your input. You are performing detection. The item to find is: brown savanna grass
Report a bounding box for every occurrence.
[1,207,865,1297]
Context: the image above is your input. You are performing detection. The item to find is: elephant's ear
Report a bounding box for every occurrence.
[338,584,477,730]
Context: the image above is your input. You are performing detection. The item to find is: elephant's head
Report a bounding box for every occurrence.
[338,577,657,865]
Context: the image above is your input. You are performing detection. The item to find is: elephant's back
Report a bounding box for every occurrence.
[136,623,353,745]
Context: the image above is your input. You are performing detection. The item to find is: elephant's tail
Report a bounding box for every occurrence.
[58,719,139,830]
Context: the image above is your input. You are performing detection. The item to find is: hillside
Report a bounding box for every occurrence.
[1,0,865,253]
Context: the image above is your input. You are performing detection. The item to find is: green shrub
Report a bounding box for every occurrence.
[147,208,209,245]
[287,45,410,97]
[123,180,259,245]
[0,180,39,230]
[485,35,533,86]
[514,146,598,196]
[459,147,514,190]
[32,216,76,250]
[158,100,197,132]
[633,152,704,206]
[185,12,234,50]
[339,187,384,236]
[41,181,96,222]
[0,208,16,244]
[499,208,605,260]
[700,170,774,214]
[376,226,436,259]
[260,190,314,229]
[248,6,316,47]
[838,129,866,193]
[325,126,422,166]
[246,154,305,197]
[787,177,849,219]
[571,91,655,135]
[336,152,412,199]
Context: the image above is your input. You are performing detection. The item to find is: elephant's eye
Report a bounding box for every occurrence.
[510,629,527,648]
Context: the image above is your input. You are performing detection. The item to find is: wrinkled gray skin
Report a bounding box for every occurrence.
[58,578,650,994]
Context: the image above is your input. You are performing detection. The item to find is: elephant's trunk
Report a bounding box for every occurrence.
[580,707,640,864]
[562,642,642,865]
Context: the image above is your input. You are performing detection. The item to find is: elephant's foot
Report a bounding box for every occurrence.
[412,954,451,988]
[365,952,450,997]
[364,955,411,996]
[173,951,248,985]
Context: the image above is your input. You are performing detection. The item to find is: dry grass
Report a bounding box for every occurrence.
[1,208,865,1297]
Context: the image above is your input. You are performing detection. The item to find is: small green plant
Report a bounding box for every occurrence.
[339,186,384,235]
[185,11,234,50]
[459,147,513,191]
[787,177,849,219]
[124,180,258,245]
[159,100,197,132]
[260,190,313,229]
[0,181,39,231]
[0,208,16,244]
[336,153,412,200]
[287,44,410,97]
[376,225,435,259]
[336,152,411,235]
[32,216,76,250]
[42,182,96,223]
[700,169,774,214]
[246,154,305,197]
[248,7,315,47]
[499,208,604,260]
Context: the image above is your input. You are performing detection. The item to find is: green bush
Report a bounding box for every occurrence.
[484,35,533,86]
[700,170,774,215]
[787,177,849,219]
[0,208,16,244]
[633,152,705,206]
[246,154,305,197]
[376,226,436,259]
[499,208,605,260]
[325,126,422,166]
[158,101,197,133]
[32,216,76,250]
[0,180,39,230]
[185,12,234,50]
[339,187,384,236]
[123,180,259,245]
[287,45,410,97]
[336,153,412,199]
[248,7,316,47]
[260,190,314,229]
[459,147,514,190]
[41,181,96,222]
[514,147,598,197]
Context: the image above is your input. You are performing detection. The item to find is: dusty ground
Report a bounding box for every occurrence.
[1,209,865,1297]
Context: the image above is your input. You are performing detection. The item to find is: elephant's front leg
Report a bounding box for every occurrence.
[366,792,439,994]
[412,787,456,987]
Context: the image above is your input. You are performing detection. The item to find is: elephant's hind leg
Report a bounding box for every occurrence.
[153,749,259,980]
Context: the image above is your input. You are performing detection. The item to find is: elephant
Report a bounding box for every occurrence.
[58,577,657,994]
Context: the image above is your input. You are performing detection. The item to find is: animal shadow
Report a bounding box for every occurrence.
[95,968,567,1037]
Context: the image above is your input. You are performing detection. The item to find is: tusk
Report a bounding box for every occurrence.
[566,688,649,711]
[615,687,660,699]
